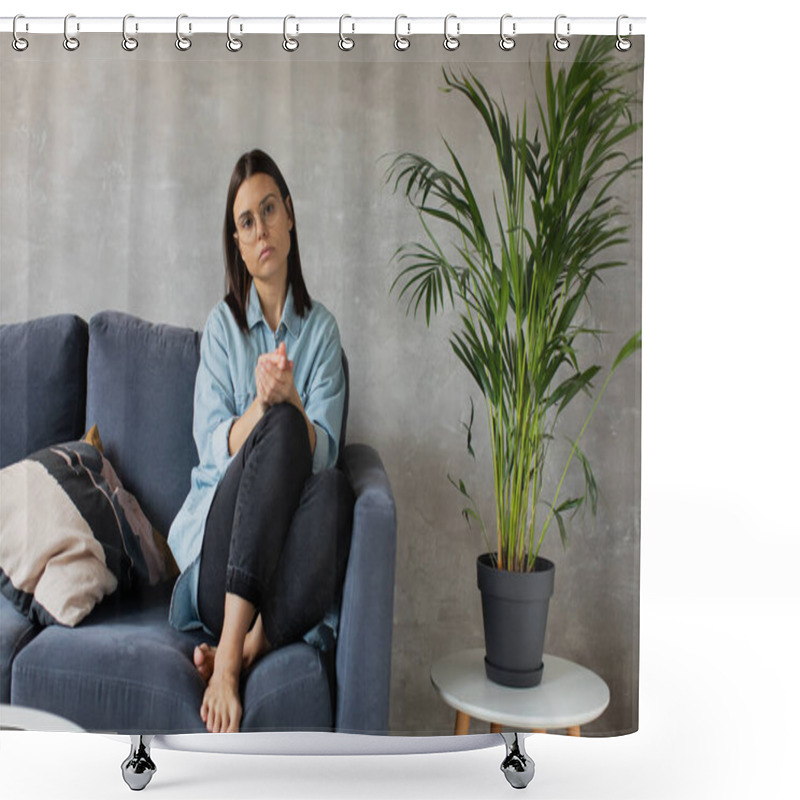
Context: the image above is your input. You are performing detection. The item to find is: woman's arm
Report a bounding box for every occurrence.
[227,396,267,457]
[227,341,316,457]
[193,314,238,475]
[299,316,346,473]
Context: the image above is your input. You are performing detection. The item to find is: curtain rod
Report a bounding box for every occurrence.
[1,15,646,38]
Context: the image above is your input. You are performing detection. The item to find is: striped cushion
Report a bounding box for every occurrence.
[0,441,169,627]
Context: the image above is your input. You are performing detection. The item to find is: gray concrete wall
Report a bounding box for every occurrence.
[1,34,642,735]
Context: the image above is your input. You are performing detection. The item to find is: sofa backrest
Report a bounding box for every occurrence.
[3,310,351,537]
[86,312,201,538]
[0,315,88,469]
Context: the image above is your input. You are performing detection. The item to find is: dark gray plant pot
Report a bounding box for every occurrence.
[477,553,555,688]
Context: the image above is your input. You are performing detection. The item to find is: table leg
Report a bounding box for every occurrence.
[490,723,502,733]
[454,711,471,735]
[567,726,581,737]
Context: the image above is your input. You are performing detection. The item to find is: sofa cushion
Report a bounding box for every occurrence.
[0,593,39,703]
[10,584,208,733]
[241,641,334,732]
[0,315,88,469]
[10,584,333,733]
[86,312,201,537]
[0,440,171,628]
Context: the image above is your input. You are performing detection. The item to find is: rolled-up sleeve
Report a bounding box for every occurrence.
[306,317,346,474]
[194,313,236,476]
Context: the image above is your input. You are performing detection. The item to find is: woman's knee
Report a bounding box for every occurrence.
[248,402,308,458]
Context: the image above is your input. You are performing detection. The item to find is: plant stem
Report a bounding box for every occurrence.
[533,364,617,559]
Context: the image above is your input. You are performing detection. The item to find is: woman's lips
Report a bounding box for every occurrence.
[259,247,273,260]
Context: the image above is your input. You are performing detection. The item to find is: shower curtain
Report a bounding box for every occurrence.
[0,26,643,739]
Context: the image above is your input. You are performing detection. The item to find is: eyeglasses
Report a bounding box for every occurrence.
[234,197,286,245]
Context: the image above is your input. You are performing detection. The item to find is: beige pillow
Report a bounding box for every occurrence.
[0,434,172,627]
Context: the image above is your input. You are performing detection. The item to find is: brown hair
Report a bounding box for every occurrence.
[223,150,312,331]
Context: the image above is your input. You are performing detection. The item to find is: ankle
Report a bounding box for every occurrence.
[213,644,242,673]
[246,629,271,658]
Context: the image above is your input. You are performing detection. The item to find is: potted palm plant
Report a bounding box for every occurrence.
[387,37,641,687]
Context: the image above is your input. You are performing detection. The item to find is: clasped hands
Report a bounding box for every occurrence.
[255,341,297,411]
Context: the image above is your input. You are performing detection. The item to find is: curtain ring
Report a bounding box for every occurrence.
[175,14,191,51]
[63,13,80,51]
[283,15,299,52]
[394,15,410,51]
[553,14,570,51]
[499,14,515,51]
[339,14,355,51]
[227,15,243,52]
[616,15,632,51]
[12,15,29,52]
[443,14,460,51]
[122,14,138,51]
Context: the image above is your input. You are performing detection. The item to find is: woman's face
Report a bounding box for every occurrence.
[232,173,294,292]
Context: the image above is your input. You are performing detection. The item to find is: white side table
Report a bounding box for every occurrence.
[0,703,85,732]
[431,649,610,736]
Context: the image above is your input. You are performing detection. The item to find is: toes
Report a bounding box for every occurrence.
[199,677,241,733]
[194,644,217,682]
[208,703,219,733]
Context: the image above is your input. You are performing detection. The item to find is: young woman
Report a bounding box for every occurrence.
[167,150,353,733]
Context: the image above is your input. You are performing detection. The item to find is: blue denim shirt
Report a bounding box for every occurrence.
[168,282,345,641]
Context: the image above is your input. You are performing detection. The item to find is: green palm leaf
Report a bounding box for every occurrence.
[386,37,641,570]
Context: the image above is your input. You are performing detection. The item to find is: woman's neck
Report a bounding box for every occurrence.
[254,278,287,333]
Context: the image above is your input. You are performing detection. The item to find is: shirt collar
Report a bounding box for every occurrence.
[246,281,302,340]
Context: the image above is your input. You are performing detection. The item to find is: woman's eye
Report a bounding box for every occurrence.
[242,218,252,229]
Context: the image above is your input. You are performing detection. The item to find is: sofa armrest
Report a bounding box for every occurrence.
[335,444,397,734]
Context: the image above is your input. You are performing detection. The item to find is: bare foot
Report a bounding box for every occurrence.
[193,618,271,685]
[200,664,242,733]
[193,643,216,683]
[242,614,271,668]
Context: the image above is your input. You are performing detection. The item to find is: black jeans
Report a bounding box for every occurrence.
[197,403,353,649]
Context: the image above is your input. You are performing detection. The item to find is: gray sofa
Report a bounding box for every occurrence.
[0,311,397,735]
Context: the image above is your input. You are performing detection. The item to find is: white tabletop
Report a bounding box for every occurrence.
[430,649,610,730]
[0,704,86,732]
